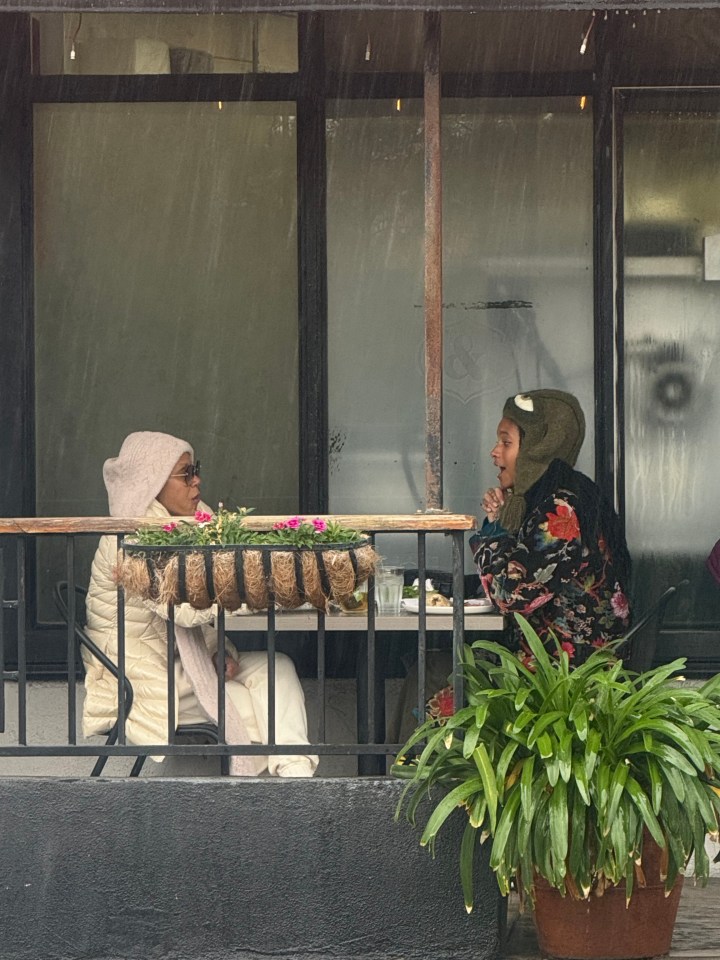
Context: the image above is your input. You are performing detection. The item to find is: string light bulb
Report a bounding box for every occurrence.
[579,12,596,56]
[217,101,224,110]
[69,12,82,63]
[365,34,371,61]
[579,95,587,110]
[396,98,402,112]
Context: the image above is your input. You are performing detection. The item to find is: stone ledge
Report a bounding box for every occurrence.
[0,777,501,960]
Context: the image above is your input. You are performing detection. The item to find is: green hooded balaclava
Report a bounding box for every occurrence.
[499,389,586,534]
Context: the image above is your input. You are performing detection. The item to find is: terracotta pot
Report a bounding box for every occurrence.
[532,841,684,960]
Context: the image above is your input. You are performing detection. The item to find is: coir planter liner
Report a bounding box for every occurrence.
[117,539,378,613]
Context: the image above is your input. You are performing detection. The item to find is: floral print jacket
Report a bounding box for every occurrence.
[469,488,631,665]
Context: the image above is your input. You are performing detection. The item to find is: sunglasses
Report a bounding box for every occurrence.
[169,460,201,485]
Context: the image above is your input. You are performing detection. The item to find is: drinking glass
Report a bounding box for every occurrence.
[375,566,404,615]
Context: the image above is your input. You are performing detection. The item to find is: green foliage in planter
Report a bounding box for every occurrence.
[131,507,366,548]
[392,615,720,912]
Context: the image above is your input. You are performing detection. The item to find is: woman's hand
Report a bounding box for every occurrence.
[212,652,240,681]
[482,486,505,523]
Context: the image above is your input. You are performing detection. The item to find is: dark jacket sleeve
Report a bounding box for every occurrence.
[471,492,585,616]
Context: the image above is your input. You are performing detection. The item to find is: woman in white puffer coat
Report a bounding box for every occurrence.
[83,430,318,777]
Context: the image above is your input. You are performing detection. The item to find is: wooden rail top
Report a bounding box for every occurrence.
[0,513,478,536]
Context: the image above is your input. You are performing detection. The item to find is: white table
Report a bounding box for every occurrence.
[224,610,504,632]
[222,607,505,774]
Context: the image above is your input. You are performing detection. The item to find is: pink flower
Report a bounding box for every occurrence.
[286,516,303,529]
[194,510,213,524]
[273,521,287,530]
[162,522,178,533]
[611,590,629,620]
[560,641,576,659]
[312,517,327,532]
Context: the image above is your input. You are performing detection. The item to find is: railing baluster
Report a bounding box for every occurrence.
[358,534,377,775]
[366,594,376,751]
[117,534,127,744]
[316,608,326,742]
[417,533,427,736]
[16,537,26,745]
[216,605,226,743]
[0,547,5,732]
[66,536,77,744]
[451,530,465,712]
[267,595,276,747]
[167,603,176,743]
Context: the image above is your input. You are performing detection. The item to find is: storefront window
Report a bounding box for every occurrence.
[623,96,720,639]
[34,100,297,616]
[326,96,593,561]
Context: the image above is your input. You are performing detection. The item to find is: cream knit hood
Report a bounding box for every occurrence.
[103,431,193,517]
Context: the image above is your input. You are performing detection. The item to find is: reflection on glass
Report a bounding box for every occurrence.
[442,98,594,517]
[327,97,593,565]
[624,105,720,633]
[34,12,298,75]
[323,11,592,74]
[614,10,720,76]
[34,101,297,616]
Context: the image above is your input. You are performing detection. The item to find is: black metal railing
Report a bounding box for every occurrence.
[0,514,497,776]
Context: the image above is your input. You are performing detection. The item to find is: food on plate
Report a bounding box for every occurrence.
[427,593,451,607]
[404,578,442,600]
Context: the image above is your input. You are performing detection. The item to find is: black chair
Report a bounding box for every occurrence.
[54,582,223,777]
[618,579,689,673]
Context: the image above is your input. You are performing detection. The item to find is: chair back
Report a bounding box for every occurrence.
[53,581,134,714]
[619,579,688,673]
[54,581,88,631]
[53,582,221,775]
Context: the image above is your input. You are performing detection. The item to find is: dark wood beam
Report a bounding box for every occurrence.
[5,1,717,12]
[423,10,442,511]
[297,13,328,513]
[592,14,618,512]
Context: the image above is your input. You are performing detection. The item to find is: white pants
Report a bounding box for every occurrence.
[176,651,318,777]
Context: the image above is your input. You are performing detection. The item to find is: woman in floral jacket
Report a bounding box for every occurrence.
[470,390,631,665]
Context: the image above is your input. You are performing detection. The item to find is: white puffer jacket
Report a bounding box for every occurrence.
[83,499,219,745]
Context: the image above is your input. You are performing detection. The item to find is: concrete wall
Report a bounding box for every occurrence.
[0,777,503,960]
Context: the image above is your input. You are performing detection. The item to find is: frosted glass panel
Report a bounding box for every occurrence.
[35,103,298,515]
[327,98,594,527]
[443,99,594,517]
[35,101,298,516]
[623,106,720,629]
[327,100,424,520]
[34,101,297,616]
[35,12,298,74]
[323,11,592,74]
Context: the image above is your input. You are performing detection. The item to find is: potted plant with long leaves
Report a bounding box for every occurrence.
[392,615,720,959]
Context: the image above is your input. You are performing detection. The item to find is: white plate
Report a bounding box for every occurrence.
[401,597,495,615]
[228,602,316,615]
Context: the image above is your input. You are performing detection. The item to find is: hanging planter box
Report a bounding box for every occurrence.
[118,539,378,613]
